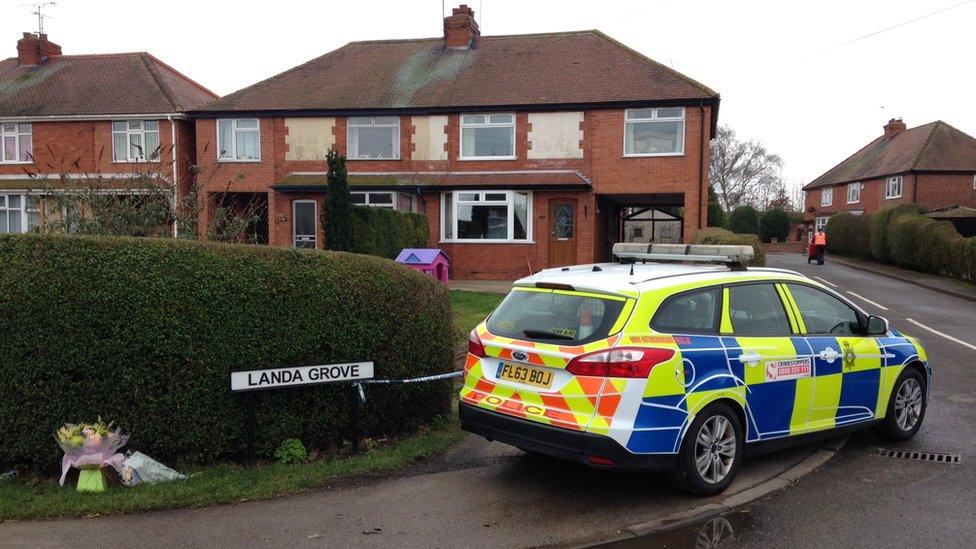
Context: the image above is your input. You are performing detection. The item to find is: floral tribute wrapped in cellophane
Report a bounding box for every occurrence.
[55,418,128,492]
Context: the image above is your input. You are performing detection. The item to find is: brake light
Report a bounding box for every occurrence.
[468,329,487,358]
[566,347,675,378]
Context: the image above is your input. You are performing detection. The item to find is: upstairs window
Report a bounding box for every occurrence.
[847,182,860,204]
[112,120,160,162]
[348,117,400,159]
[217,119,260,161]
[460,114,515,159]
[885,175,903,199]
[1,123,32,163]
[624,108,685,156]
[821,188,833,206]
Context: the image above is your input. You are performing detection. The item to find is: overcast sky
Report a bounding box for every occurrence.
[4,0,974,190]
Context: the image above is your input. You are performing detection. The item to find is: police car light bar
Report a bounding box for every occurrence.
[612,243,755,270]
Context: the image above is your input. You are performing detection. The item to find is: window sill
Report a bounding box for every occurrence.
[846,201,859,205]
[622,152,685,158]
[0,161,34,165]
[458,156,517,161]
[348,157,402,161]
[885,195,902,200]
[111,160,162,164]
[216,159,262,163]
[439,239,535,245]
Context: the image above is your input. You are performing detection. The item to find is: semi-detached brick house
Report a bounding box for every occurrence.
[192,5,720,279]
[803,118,976,236]
[0,33,217,234]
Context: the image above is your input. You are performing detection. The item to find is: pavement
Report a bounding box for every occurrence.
[449,279,513,294]
[611,252,976,548]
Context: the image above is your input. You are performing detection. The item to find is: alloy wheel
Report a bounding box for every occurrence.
[894,377,923,431]
[695,415,736,484]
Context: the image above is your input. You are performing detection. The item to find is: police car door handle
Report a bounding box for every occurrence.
[737,352,762,366]
[819,347,840,363]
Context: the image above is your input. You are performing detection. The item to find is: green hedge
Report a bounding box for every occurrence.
[348,207,429,259]
[692,227,766,266]
[868,204,925,262]
[759,208,791,243]
[824,212,872,259]
[0,235,454,470]
[728,205,760,235]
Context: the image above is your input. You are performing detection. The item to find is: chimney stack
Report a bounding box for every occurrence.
[17,32,61,66]
[883,118,906,139]
[444,4,480,49]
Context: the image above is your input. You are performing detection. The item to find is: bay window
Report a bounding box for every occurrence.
[441,190,531,242]
[624,108,684,156]
[217,119,260,161]
[460,114,515,159]
[1,123,32,163]
[112,120,160,162]
[348,116,399,159]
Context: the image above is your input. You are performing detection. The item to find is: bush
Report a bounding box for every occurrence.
[348,207,430,259]
[824,212,872,259]
[274,438,308,465]
[869,204,925,262]
[707,186,726,228]
[692,227,766,266]
[728,205,759,235]
[759,208,791,243]
[887,214,974,278]
[0,235,454,471]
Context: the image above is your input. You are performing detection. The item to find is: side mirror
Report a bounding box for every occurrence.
[866,315,889,336]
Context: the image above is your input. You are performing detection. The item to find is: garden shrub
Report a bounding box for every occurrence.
[728,205,759,235]
[887,214,973,279]
[868,204,925,262]
[0,234,454,471]
[759,208,791,243]
[824,212,871,259]
[692,227,766,266]
[274,438,308,465]
[348,207,429,259]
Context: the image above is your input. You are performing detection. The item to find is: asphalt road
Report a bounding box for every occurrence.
[614,253,976,548]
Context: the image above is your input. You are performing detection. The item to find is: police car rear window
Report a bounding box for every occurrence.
[651,288,721,334]
[487,290,627,345]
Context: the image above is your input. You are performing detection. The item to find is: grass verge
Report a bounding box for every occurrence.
[450,290,504,343]
[0,416,463,522]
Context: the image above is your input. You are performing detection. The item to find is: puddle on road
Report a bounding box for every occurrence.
[600,510,756,548]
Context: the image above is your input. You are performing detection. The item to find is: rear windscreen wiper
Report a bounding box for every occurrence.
[522,329,574,341]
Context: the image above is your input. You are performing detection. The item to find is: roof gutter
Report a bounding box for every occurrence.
[0,113,188,123]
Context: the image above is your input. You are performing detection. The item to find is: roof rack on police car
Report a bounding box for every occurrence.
[612,243,754,272]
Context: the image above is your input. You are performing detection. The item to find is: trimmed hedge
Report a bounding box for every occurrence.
[348,206,430,259]
[728,205,760,235]
[868,204,925,262]
[759,208,791,243]
[692,227,766,266]
[0,235,454,470]
[824,212,872,259]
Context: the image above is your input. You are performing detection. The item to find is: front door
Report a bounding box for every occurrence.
[548,200,576,267]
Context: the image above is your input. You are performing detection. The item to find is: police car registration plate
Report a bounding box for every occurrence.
[496,362,554,389]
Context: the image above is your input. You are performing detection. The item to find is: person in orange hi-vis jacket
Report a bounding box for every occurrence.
[813,230,827,265]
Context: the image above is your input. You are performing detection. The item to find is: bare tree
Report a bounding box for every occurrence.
[710,124,784,211]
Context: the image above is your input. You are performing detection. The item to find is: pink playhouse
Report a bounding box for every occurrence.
[395,248,450,284]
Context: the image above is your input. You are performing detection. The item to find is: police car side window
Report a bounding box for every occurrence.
[727,283,792,336]
[651,287,721,334]
[787,284,861,335]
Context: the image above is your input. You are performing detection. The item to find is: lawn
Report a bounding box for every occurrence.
[0,291,502,522]
[450,290,504,343]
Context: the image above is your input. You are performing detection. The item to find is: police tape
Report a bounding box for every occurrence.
[352,370,464,403]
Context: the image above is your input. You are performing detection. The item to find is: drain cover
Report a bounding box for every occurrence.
[877,448,961,464]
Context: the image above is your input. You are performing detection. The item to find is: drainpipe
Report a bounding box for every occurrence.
[168,115,179,238]
[698,101,706,231]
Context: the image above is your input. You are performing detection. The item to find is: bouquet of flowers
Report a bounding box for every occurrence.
[55,417,128,492]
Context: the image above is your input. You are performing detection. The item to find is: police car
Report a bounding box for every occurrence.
[459,243,930,495]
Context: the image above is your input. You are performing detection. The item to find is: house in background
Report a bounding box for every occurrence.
[803,119,976,236]
[0,32,217,234]
[190,4,719,279]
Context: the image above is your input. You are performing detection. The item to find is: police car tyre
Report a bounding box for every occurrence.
[669,402,744,496]
[875,367,927,442]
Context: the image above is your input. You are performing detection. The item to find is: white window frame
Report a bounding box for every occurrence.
[815,216,828,232]
[846,182,860,204]
[885,175,903,199]
[0,123,33,164]
[459,113,516,160]
[216,118,261,162]
[439,190,532,243]
[351,191,396,208]
[623,107,685,157]
[821,187,833,206]
[347,117,400,160]
[292,200,317,249]
[112,120,160,163]
[972,174,975,190]
[0,194,28,233]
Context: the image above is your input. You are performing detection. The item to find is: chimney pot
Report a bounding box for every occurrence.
[444,4,480,49]
[883,118,907,139]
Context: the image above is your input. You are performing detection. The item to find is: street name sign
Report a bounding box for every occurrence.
[231,362,374,392]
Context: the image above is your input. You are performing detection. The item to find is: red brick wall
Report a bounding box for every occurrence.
[197,106,712,279]
[804,172,976,222]
[916,173,976,210]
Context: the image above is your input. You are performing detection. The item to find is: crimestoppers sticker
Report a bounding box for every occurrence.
[765,357,812,382]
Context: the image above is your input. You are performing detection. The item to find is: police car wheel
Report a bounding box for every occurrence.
[670,402,743,496]
[876,368,927,442]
